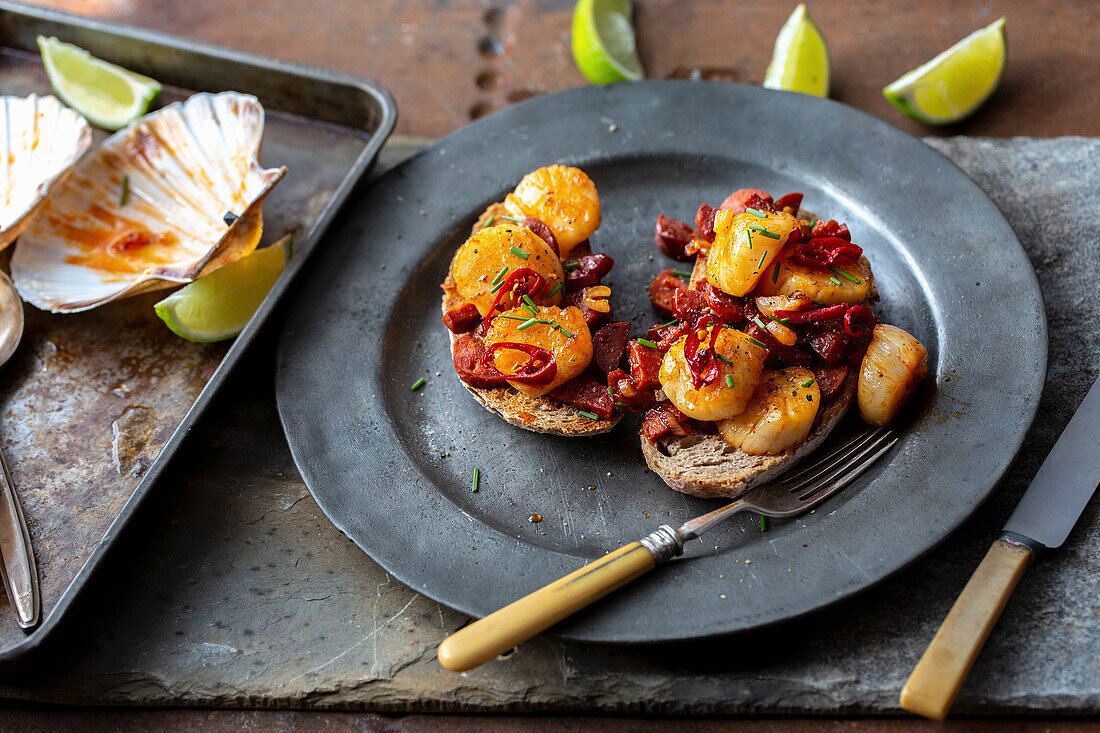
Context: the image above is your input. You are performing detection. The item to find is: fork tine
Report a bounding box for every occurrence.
[794,431,898,503]
[781,426,887,486]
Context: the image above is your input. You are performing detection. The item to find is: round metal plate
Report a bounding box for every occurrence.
[275,82,1045,643]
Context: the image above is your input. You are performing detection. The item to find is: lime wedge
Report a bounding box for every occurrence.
[38,36,161,130]
[883,18,1007,125]
[572,0,644,84]
[154,235,290,342]
[763,4,830,97]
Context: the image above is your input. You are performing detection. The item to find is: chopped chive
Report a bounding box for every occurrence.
[547,282,563,297]
[499,314,528,321]
[757,251,767,270]
[725,374,735,388]
[748,226,780,240]
[637,338,658,349]
[659,319,678,328]
[490,279,507,294]
[119,175,130,206]
[410,377,426,391]
[614,402,629,408]
[760,515,767,532]
[772,259,781,284]
[715,353,733,365]
[747,230,753,249]
[812,300,826,306]
[509,246,529,260]
[522,294,537,308]
[521,303,539,317]
[671,269,693,278]
[829,276,843,287]
[801,378,815,388]
[745,207,767,218]
[608,385,614,397]
[768,314,790,324]
[500,215,524,223]
[485,216,496,226]
[517,318,540,330]
[752,316,768,329]
[491,266,509,286]
[472,467,480,493]
[565,261,581,270]
[830,265,861,284]
[556,323,574,338]
[578,410,599,420]
[747,337,768,348]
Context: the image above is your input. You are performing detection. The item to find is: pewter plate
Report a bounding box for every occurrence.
[276,82,1045,643]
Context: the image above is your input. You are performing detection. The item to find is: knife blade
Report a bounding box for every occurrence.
[1002,374,1100,549]
[901,373,1100,720]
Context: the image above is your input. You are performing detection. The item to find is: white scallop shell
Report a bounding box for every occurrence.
[0,94,91,251]
[12,92,286,313]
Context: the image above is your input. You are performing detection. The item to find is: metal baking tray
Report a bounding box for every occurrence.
[0,0,395,661]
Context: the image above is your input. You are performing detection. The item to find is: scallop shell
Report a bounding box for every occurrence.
[0,94,91,251]
[12,92,286,313]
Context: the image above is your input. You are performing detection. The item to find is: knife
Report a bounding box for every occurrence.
[900,374,1100,719]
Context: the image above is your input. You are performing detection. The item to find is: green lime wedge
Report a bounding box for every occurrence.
[763,4,830,97]
[38,35,161,130]
[883,18,1007,125]
[154,235,290,342]
[572,0,644,84]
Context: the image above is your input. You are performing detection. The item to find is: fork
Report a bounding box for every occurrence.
[437,426,899,671]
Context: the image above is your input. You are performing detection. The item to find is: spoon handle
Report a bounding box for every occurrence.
[0,446,39,629]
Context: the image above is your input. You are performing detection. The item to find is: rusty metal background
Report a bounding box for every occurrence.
[0,1,395,660]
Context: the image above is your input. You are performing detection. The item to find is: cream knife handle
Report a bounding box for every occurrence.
[900,537,1032,720]
[437,541,656,672]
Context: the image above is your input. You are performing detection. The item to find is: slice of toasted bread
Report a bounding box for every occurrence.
[646,216,876,498]
[441,203,621,437]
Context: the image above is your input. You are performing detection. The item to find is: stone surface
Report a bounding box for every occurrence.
[0,137,1095,714]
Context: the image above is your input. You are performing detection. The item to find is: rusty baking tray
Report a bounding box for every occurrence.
[0,0,395,660]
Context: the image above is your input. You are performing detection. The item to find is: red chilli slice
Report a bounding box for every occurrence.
[487,267,545,318]
[481,341,557,386]
[843,304,875,338]
[789,237,863,268]
[683,314,723,389]
[775,304,847,324]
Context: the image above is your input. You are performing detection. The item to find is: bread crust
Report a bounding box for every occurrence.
[442,203,621,437]
[645,209,875,498]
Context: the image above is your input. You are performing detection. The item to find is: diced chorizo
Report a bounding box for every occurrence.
[592,322,631,374]
[627,340,663,390]
[648,269,689,317]
[452,334,507,388]
[806,322,850,366]
[703,283,744,323]
[655,215,696,260]
[810,219,851,241]
[442,302,482,334]
[523,216,558,255]
[641,401,693,443]
[672,287,708,322]
[812,363,849,402]
[564,253,614,290]
[550,375,615,420]
[773,192,804,212]
[608,368,657,413]
[719,188,774,214]
[562,288,612,330]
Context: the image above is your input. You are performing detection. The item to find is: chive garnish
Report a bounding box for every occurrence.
[829,276,843,287]
[556,324,574,338]
[671,269,693,278]
[500,215,524,223]
[410,377,426,391]
[522,294,537,308]
[659,319,678,328]
[769,314,790,324]
[491,266,509,286]
[608,385,614,397]
[499,314,528,321]
[490,279,507,294]
[548,282,563,297]
[578,410,599,420]
[760,516,767,532]
[752,316,768,329]
[521,303,539,317]
[757,251,767,270]
[485,216,496,226]
[119,175,130,206]
[510,246,529,260]
[745,207,767,218]
[614,402,629,408]
[747,230,753,249]
[812,300,826,306]
[747,337,767,348]
[517,318,540,330]
[830,265,861,284]
[748,226,780,239]
[801,378,815,388]
[637,338,658,349]
[772,259,781,284]
[472,467,480,493]
[725,374,735,388]
[716,353,733,365]
[565,261,581,270]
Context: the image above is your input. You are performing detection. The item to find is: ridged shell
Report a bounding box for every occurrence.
[0,94,91,251]
[12,92,286,313]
